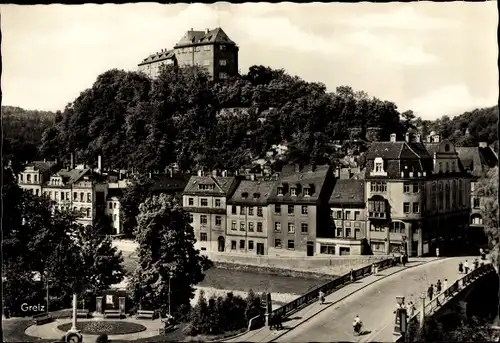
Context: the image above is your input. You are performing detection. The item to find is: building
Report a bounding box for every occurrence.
[18,160,59,197]
[106,188,123,234]
[182,172,239,252]
[225,180,275,255]
[317,179,368,256]
[138,27,239,81]
[267,164,335,257]
[456,142,498,242]
[364,132,471,257]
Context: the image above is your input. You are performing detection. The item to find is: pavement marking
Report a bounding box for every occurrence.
[268,258,444,342]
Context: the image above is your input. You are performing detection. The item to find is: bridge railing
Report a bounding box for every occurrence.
[407,262,494,325]
[270,257,400,320]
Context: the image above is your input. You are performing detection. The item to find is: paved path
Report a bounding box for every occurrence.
[269,256,474,343]
[225,258,437,342]
[25,317,163,343]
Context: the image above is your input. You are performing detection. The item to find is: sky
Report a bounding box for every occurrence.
[1,2,498,120]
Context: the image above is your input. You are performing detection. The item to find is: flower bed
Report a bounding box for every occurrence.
[57,321,146,335]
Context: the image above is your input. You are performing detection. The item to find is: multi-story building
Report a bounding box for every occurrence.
[316,179,367,256]
[225,180,275,255]
[106,188,122,234]
[456,142,498,242]
[18,160,59,197]
[182,172,238,252]
[138,27,239,81]
[267,164,335,257]
[364,132,471,257]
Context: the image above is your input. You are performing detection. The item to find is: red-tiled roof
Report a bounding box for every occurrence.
[329,179,365,205]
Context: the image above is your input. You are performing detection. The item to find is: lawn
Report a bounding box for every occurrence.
[57,321,146,335]
[3,319,56,343]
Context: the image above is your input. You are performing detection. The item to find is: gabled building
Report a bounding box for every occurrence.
[364,132,471,257]
[267,164,335,256]
[456,142,498,240]
[138,27,239,81]
[225,180,275,255]
[18,160,60,197]
[317,179,367,256]
[182,172,239,253]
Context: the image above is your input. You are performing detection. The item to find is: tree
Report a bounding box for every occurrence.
[244,289,263,322]
[189,290,211,335]
[128,194,212,316]
[119,175,153,237]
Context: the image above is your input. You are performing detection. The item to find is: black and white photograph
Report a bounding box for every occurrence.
[1,2,499,343]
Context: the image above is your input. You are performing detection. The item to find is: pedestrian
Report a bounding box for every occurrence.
[371,263,375,275]
[458,261,464,273]
[318,290,325,304]
[350,268,355,282]
[401,254,406,267]
[276,314,284,330]
[436,279,442,294]
[443,279,448,294]
[464,260,469,274]
[427,284,434,300]
[473,258,479,270]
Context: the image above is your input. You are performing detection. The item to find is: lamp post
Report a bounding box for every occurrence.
[401,235,408,257]
[394,296,408,340]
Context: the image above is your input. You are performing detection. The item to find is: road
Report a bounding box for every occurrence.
[273,257,472,343]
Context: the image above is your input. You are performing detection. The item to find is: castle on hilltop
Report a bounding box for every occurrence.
[138,27,239,81]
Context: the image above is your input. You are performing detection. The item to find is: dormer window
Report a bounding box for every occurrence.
[241,192,248,199]
[370,157,388,177]
[253,193,260,199]
[304,188,310,197]
[277,187,284,196]
[375,162,383,172]
[290,188,297,196]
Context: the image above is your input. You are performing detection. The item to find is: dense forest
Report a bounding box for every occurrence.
[3,65,498,172]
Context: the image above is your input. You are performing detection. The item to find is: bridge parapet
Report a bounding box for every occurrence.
[396,263,495,342]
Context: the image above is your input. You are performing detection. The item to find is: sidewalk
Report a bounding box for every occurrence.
[226,259,437,342]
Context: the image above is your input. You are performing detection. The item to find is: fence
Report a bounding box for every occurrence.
[403,263,495,334]
[269,257,399,320]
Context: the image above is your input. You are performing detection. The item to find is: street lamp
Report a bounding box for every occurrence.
[401,235,408,256]
[393,296,408,340]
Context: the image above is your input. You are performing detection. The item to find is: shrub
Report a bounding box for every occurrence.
[96,334,108,343]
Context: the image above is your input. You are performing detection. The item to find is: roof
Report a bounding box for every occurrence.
[107,188,123,199]
[138,49,175,66]
[27,161,58,173]
[456,146,498,177]
[151,174,190,192]
[228,180,275,205]
[423,143,440,157]
[366,142,429,160]
[57,168,90,184]
[174,27,236,48]
[183,176,237,196]
[268,165,331,203]
[329,179,365,205]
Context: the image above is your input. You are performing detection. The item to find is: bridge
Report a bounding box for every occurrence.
[229,257,495,342]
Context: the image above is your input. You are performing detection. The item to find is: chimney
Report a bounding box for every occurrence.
[416,134,421,143]
[44,158,46,163]
[149,172,152,179]
[98,155,102,173]
[190,28,193,31]
[70,153,75,169]
[197,170,202,177]
[433,135,441,143]
[206,28,210,34]
[479,142,488,148]
[390,133,397,143]
[405,132,410,142]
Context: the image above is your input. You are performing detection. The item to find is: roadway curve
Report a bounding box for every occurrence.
[273,257,473,343]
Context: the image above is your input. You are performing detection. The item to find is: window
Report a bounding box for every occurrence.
[472,215,483,225]
[336,211,342,219]
[473,198,480,209]
[330,210,334,219]
[257,207,263,217]
[390,222,405,234]
[301,223,308,233]
[219,59,227,66]
[55,191,59,201]
[288,205,294,215]
[240,240,245,249]
[304,188,310,196]
[301,205,308,215]
[240,206,246,215]
[27,174,31,183]
[240,222,245,231]
[80,192,84,202]
[248,207,254,216]
[274,222,281,232]
[346,228,351,237]
[200,215,208,225]
[445,162,449,172]
[371,242,385,251]
[277,187,284,196]
[288,223,295,233]
[35,189,40,196]
[345,211,351,220]
[231,221,237,230]
[215,199,221,208]
[403,202,410,213]
[320,244,336,255]
[60,192,64,200]
[287,240,295,250]
[370,182,387,193]
[220,44,226,51]
[66,192,70,200]
[87,193,92,202]
[248,240,254,250]
[291,188,297,196]
[413,203,420,213]
[231,241,237,250]
[232,206,237,214]
[200,233,208,241]
[113,214,117,222]
[189,214,194,223]
[248,222,254,232]
[201,198,208,207]
[275,239,282,248]
[73,192,77,201]
[375,162,383,172]
[413,183,419,193]
[20,174,23,182]
[219,72,228,79]
[215,216,222,226]
[257,222,263,232]
[336,228,343,237]
[370,224,384,232]
[114,202,117,209]
[403,182,410,193]
[275,204,281,214]
[354,211,360,220]
[109,203,113,209]
[438,162,443,172]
